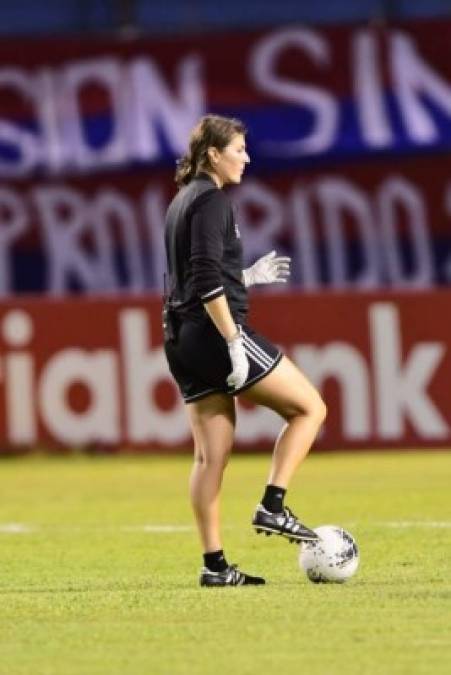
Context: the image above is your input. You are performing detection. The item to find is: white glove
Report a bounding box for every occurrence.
[226,330,249,389]
[242,250,291,287]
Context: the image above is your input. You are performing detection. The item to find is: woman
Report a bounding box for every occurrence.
[163,114,326,587]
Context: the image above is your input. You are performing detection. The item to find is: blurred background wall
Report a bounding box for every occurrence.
[1,0,451,452]
[1,1,451,35]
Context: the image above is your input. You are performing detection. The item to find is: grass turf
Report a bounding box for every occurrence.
[0,451,450,675]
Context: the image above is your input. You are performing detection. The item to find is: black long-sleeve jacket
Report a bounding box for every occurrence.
[164,173,248,323]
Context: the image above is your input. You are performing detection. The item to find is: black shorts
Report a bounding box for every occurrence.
[164,317,282,403]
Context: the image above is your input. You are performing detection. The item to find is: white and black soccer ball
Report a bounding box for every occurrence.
[299,525,359,583]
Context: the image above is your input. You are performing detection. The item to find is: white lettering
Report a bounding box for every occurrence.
[391,32,451,143]
[128,56,204,159]
[39,349,120,444]
[33,186,100,293]
[34,69,65,173]
[370,303,448,438]
[294,343,371,438]
[142,187,167,290]
[249,28,338,154]
[377,177,433,287]
[0,69,39,177]
[316,178,379,288]
[0,188,28,295]
[290,185,321,289]
[1,309,36,443]
[92,190,145,291]
[236,405,281,443]
[5,354,36,443]
[120,309,187,443]
[353,31,393,147]
[62,59,128,169]
[233,180,284,267]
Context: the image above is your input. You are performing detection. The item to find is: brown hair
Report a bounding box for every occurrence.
[175,114,246,188]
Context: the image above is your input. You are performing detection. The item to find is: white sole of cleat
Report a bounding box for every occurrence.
[253,524,319,542]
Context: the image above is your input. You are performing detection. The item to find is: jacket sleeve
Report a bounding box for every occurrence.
[190,190,229,303]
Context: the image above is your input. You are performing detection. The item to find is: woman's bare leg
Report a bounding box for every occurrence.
[186,393,235,553]
[242,355,326,488]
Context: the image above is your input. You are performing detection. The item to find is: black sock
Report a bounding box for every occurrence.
[261,484,286,513]
[203,549,228,573]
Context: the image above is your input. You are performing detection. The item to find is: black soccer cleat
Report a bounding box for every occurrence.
[252,504,319,543]
[199,564,266,587]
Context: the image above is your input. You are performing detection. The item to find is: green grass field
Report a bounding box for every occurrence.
[1,451,450,675]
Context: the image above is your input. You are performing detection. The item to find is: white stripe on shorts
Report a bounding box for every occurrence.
[243,342,272,369]
[242,333,273,368]
[243,345,268,369]
[184,387,217,402]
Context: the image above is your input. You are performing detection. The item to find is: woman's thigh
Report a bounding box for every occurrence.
[186,393,236,463]
[241,355,325,420]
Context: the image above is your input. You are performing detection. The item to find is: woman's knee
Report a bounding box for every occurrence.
[193,443,232,470]
[290,391,327,425]
[193,444,205,465]
[244,356,328,424]
[310,392,327,424]
[188,393,236,469]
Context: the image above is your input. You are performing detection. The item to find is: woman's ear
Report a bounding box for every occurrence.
[207,146,219,165]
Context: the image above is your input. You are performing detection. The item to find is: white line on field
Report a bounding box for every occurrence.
[1,521,451,534]
[386,520,451,527]
[0,523,194,534]
[376,521,451,528]
[415,640,451,646]
[320,521,451,530]
[0,523,36,533]
[120,525,194,533]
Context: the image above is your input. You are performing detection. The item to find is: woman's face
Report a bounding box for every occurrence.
[210,133,250,186]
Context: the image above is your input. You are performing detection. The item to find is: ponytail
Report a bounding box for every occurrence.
[175,154,196,188]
